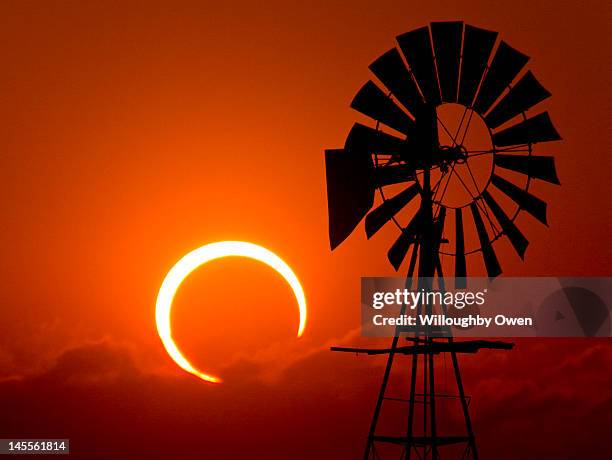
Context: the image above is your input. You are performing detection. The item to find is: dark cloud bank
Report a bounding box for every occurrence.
[1,339,610,459]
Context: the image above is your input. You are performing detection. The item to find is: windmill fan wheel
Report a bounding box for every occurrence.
[325,21,561,278]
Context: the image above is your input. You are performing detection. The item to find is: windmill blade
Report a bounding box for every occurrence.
[431,21,463,103]
[434,207,447,251]
[482,190,529,259]
[458,25,498,106]
[345,119,436,168]
[455,208,467,283]
[473,41,529,115]
[492,112,561,147]
[365,184,419,238]
[470,203,502,278]
[396,26,441,105]
[494,154,560,184]
[374,164,417,187]
[485,71,552,128]
[491,174,548,225]
[407,241,420,280]
[345,123,406,155]
[351,81,415,135]
[325,149,375,250]
[388,210,422,271]
[412,103,440,152]
[369,48,424,116]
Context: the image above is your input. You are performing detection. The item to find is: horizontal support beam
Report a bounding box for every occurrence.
[331,340,514,356]
[373,435,469,446]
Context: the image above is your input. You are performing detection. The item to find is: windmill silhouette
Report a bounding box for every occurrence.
[325,21,561,459]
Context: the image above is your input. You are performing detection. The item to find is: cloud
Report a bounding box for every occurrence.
[0,338,609,459]
[219,326,364,383]
[0,338,370,459]
[468,340,612,459]
[36,340,140,385]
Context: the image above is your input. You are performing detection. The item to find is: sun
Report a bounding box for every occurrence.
[155,241,307,383]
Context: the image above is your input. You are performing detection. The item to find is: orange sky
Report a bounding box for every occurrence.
[0,1,610,458]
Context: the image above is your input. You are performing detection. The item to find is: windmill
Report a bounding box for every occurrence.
[325,21,561,459]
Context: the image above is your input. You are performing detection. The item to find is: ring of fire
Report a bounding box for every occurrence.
[155,241,307,384]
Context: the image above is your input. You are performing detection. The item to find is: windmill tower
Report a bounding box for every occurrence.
[325,21,561,459]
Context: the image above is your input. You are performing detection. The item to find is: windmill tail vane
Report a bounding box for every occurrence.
[324,21,561,459]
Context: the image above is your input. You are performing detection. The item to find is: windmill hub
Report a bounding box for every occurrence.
[437,144,468,172]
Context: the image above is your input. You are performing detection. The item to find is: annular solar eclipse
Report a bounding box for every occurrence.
[155,241,307,383]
